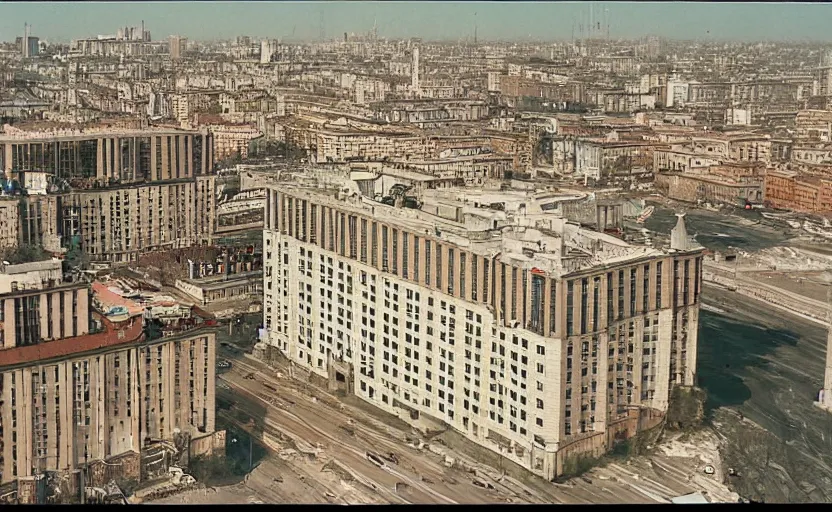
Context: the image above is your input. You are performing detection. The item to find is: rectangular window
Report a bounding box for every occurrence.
[656,262,663,307]
[288,197,295,238]
[522,269,528,327]
[580,278,588,335]
[46,294,53,339]
[59,292,65,339]
[643,264,650,313]
[693,257,701,303]
[448,248,455,295]
[318,205,325,243]
[72,290,78,337]
[299,200,307,241]
[507,267,517,320]
[606,272,613,327]
[531,275,544,333]
[566,280,574,336]
[549,278,557,334]
[413,236,420,282]
[382,226,390,272]
[328,209,336,252]
[392,228,398,275]
[402,231,409,279]
[483,257,490,303]
[425,240,432,285]
[435,243,442,288]
[339,213,346,256]
[683,259,690,305]
[471,256,478,302]
[629,268,637,316]
[500,264,507,317]
[673,260,680,308]
[459,252,466,300]
[360,218,368,263]
[371,222,378,267]
[592,277,600,332]
[349,215,357,259]
[617,270,625,320]
[310,204,318,244]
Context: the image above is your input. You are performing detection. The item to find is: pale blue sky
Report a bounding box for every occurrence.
[1,2,830,43]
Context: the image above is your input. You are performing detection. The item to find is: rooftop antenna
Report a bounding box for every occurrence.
[571,19,575,47]
[605,8,610,42]
[589,2,594,41]
[474,11,478,45]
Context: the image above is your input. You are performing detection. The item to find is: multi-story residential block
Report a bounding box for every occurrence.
[0,262,217,488]
[655,163,765,206]
[261,175,704,480]
[573,139,665,180]
[0,128,216,261]
[764,169,832,214]
[0,128,214,182]
[791,144,832,165]
[196,119,262,162]
[653,147,724,174]
[314,129,434,164]
[0,198,18,249]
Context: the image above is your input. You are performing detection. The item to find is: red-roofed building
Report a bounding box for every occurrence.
[0,270,219,497]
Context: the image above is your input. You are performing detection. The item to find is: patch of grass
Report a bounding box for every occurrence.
[188,454,245,486]
[0,244,50,264]
[558,421,666,482]
[559,454,599,481]
[666,386,707,431]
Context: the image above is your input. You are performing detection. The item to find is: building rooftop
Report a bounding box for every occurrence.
[92,281,145,320]
[269,172,701,278]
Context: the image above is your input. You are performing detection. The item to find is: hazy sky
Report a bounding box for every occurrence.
[1,2,831,43]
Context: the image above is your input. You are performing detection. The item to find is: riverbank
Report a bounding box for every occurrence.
[697,285,832,503]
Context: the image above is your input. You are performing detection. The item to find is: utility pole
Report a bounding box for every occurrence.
[249,434,253,470]
[817,286,832,412]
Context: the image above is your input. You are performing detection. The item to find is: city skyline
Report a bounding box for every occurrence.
[1,2,832,44]
[1,1,832,504]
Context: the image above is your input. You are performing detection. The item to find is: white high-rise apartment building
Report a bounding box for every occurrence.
[261,175,703,480]
[411,46,420,94]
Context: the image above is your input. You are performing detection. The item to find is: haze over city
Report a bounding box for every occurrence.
[3,2,832,43]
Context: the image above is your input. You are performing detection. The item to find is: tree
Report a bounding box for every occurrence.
[0,244,50,265]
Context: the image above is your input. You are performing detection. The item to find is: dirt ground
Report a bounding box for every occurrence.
[152,350,737,505]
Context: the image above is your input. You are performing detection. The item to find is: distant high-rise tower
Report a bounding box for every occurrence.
[22,22,30,58]
[169,35,186,60]
[21,23,38,59]
[411,46,420,95]
[260,39,274,64]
